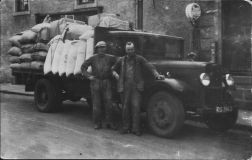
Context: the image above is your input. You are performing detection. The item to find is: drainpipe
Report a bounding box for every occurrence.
[136,0,143,30]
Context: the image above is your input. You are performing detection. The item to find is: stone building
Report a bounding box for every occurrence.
[0,0,251,109]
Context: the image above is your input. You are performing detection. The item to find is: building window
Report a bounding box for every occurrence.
[15,0,29,12]
[74,0,97,9]
[13,0,30,16]
[77,0,94,5]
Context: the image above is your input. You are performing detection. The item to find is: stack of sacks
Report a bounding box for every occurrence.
[9,43,49,71]
[9,29,49,70]
[31,17,93,43]
[44,38,89,77]
[44,28,94,77]
[8,47,22,68]
[8,30,44,69]
[9,30,37,48]
[9,17,91,72]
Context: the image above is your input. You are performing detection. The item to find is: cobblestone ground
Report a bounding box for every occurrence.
[1,93,252,159]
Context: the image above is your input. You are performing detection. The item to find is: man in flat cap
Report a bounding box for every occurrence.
[81,41,117,129]
[112,42,164,136]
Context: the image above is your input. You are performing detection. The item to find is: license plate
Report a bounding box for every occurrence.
[216,106,233,113]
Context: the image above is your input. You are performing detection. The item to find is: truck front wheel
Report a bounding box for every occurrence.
[34,79,62,113]
[147,91,185,138]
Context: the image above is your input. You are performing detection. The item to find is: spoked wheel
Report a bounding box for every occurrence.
[147,91,185,138]
[34,79,62,113]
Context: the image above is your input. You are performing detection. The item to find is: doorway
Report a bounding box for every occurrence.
[222,0,252,75]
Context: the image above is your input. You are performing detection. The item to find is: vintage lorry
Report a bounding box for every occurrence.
[11,27,238,138]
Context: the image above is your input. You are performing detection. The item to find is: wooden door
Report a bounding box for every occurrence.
[222,0,251,75]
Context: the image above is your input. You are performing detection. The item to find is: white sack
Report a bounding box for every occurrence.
[31,23,51,33]
[79,29,94,40]
[86,38,94,60]
[66,41,79,77]
[38,27,51,42]
[74,40,87,75]
[49,19,63,39]
[85,38,94,73]
[58,40,71,76]
[19,30,37,43]
[65,24,93,40]
[51,39,64,74]
[44,36,61,74]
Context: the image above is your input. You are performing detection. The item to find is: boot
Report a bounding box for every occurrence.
[94,123,102,130]
[119,128,130,134]
[132,131,142,136]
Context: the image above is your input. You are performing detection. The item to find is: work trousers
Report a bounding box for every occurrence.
[121,82,142,132]
[90,79,113,125]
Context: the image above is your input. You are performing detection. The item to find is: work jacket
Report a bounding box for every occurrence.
[81,53,117,80]
[112,55,159,92]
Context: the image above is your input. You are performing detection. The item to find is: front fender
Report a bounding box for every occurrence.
[142,78,193,111]
[144,78,193,98]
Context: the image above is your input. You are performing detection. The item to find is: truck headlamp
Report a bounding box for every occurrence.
[225,74,234,86]
[200,73,210,86]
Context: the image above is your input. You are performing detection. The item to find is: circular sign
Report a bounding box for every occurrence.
[185,3,201,23]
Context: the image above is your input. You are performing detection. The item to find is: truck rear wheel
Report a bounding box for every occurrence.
[147,91,185,138]
[34,79,62,113]
[205,108,238,132]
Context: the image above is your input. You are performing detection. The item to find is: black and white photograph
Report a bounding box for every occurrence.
[0,0,252,159]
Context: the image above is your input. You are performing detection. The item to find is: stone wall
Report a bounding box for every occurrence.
[97,0,136,23]
[197,0,219,62]
[143,0,195,57]
[1,0,36,83]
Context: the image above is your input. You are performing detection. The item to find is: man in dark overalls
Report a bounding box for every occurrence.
[112,42,164,136]
[81,41,117,129]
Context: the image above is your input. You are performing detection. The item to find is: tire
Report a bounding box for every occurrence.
[70,96,82,102]
[34,79,62,113]
[147,91,185,138]
[205,108,238,132]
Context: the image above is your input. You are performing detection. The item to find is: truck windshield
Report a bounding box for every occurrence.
[141,36,183,60]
